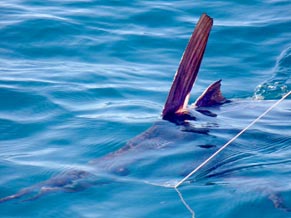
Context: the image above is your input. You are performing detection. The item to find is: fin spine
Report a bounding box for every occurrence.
[162,13,213,120]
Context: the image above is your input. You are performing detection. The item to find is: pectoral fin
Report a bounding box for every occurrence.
[193,80,228,107]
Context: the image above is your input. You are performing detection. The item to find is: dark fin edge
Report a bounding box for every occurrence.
[193,80,228,108]
[162,13,213,122]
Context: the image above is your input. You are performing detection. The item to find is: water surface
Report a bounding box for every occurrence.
[1,0,291,217]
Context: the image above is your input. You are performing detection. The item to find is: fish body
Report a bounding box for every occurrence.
[0,14,290,213]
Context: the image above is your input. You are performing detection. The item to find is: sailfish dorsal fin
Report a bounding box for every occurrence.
[193,80,227,107]
[162,14,213,121]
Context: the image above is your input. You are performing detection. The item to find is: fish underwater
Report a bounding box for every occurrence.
[1,13,291,214]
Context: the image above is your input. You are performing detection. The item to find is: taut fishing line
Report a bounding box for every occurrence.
[175,90,291,188]
[173,91,291,217]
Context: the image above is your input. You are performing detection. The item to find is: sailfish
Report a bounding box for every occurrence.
[0,14,290,212]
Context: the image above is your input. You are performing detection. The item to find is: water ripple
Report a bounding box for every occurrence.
[1,0,291,217]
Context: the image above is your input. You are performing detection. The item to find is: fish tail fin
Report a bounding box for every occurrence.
[0,170,95,203]
[0,186,35,203]
[162,13,213,121]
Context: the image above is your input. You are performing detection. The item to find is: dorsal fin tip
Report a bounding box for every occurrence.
[193,80,227,108]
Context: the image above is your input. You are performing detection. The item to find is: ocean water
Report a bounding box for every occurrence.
[1,0,291,217]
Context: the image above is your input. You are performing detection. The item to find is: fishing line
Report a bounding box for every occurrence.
[175,188,195,218]
[175,91,291,188]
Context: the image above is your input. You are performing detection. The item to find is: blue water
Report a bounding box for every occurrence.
[1,0,291,217]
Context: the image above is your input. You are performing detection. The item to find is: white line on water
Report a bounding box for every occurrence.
[175,91,291,188]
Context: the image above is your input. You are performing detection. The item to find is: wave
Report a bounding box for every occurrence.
[254,46,291,99]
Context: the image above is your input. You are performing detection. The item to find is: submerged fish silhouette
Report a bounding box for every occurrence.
[0,14,290,212]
